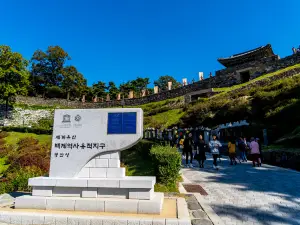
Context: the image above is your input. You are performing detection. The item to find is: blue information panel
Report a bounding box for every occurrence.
[107,112,137,134]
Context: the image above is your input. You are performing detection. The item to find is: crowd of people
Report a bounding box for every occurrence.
[173,131,263,170]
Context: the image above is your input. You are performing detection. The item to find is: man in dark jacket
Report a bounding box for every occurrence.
[183,132,194,168]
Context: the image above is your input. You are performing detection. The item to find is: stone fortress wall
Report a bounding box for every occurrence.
[16,52,300,108]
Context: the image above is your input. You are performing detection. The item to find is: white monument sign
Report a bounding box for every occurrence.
[15,108,164,215]
[50,109,142,178]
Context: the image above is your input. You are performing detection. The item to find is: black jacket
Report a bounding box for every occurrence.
[183,137,194,151]
[196,140,206,153]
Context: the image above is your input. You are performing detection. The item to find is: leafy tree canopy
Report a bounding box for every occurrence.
[154,75,180,91]
[92,81,107,99]
[31,46,70,95]
[0,45,30,116]
[62,66,87,100]
[107,81,119,99]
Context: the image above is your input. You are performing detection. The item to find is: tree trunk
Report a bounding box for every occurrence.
[67,91,70,101]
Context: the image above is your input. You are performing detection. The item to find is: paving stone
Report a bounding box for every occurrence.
[191,210,208,219]
[182,154,300,225]
[191,219,213,225]
[187,202,201,210]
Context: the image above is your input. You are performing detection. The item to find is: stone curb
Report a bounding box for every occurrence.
[193,194,224,225]
[179,173,225,225]
[0,210,191,225]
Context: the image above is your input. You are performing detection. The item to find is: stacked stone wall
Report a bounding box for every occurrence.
[15,52,300,108]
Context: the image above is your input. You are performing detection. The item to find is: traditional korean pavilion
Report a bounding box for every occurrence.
[217,44,276,68]
[215,44,279,83]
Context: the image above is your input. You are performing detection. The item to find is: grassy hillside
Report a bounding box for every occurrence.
[144,64,300,137]
[4,63,300,142]
[140,97,185,128]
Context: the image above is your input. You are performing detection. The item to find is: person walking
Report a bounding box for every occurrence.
[250,137,260,167]
[183,132,194,168]
[238,137,247,162]
[195,134,207,168]
[228,138,237,165]
[178,132,184,152]
[256,138,262,167]
[209,134,222,170]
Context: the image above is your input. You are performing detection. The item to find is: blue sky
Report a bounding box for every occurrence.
[1,0,300,87]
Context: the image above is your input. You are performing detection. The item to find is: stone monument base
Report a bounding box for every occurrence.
[15,176,164,214]
[15,193,164,214]
[1,197,191,225]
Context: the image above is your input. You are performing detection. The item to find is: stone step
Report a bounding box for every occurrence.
[29,176,156,189]
[32,186,155,200]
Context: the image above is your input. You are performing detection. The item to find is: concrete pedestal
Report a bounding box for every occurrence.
[15,141,164,214]
[15,176,163,214]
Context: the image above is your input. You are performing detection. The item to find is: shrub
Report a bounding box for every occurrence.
[0,131,10,158]
[1,126,52,135]
[0,131,9,139]
[45,86,64,98]
[150,145,181,185]
[6,137,50,174]
[6,166,45,192]
[0,179,14,194]
[33,118,54,130]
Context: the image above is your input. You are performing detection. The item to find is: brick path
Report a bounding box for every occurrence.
[182,154,300,225]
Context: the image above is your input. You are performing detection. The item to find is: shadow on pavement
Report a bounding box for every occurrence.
[182,154,300,225]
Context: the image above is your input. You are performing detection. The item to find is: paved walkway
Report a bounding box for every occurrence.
[182,154,300,225]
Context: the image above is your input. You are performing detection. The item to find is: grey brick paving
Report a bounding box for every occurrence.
[182,154,300,225]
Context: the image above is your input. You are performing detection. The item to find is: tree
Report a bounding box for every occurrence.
[0,45,30,117]
[154,75,180,91]
[31,46,70,96]
[147,88,154,95]
[107,81,119,99]
[62,66,86,100]
[119,82,133,98]
[91,81,107,100]
[82,86,93,101]
[131,77,150,97]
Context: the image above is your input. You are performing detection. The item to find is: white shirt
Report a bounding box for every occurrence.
[209,140,222,154]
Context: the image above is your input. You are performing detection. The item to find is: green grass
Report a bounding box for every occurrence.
[137,97,184,112]
[4,132,52,149]
[212,64,300,97]
[0,157,9,176]
[122,150,155,177]
[144,108,185,128]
